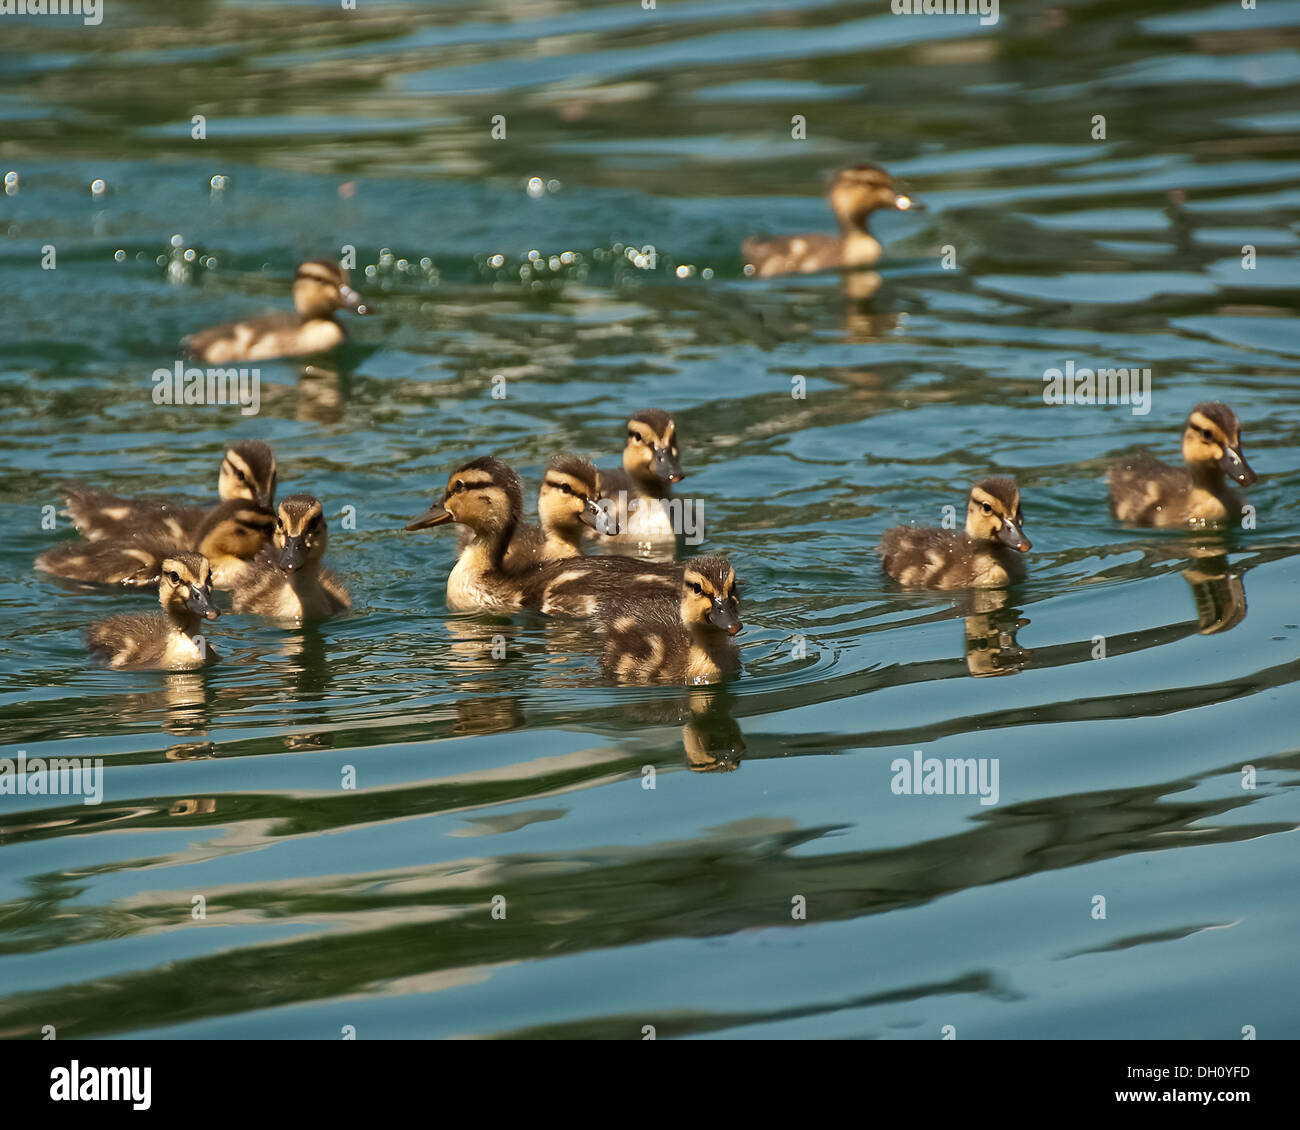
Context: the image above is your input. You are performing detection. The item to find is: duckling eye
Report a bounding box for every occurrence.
[690,582,703,594]
[981,502,993,515]
[1200,427,1214,441]
[166,571,180,584]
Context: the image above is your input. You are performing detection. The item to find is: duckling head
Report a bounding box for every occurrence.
[622,409,683,486]
[1183,403,1255,486]
[160,552,218,622]
[195,500,276,565]
[406,457,524,539]
[680,556,742,637]
[218,440,278,509]
[966,478,1031,552]
[292,259,370,320]
[829,164,923,232]
[274,495,329,573]
[540,455,604,537]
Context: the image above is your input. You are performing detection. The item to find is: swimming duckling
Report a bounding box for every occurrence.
[406,457,680,616]
[1108,402,1256,528]
[37,498,275,591]
[598,556,743,685]
[591,410,684,547]
[880,478,1031,589]
[86,552,219,670]
[743,164,922,278]
[231,495,351,619]
[459,454,606,570]
[59,440,277,545]
[184,260,370,364]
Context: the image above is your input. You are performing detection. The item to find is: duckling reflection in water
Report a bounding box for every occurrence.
[184,259,370,364]
[232,495,351,620]
[1109,402,1256,529]
[962,590,1031,678]
[406,457,682,616]
[597,556,742,685]
[743,164,922,279]
[87,552,219,670]
[1182,547,1247,635]
[57,440,277,545]
[880,478,1031,589]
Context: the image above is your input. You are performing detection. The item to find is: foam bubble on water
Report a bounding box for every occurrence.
[526,176,545,199]
[90,178,106,197]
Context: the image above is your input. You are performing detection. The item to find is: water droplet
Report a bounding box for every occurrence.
[90,178,106,197]
[364,265,377,277]
[560,251,575,265]
[701,268,714,280]
[546,179,560,194]
[489,254,505,269]
[396,258,409,271]
[210,174,228,191]
[742,263,756,277]
[526,176,545,199]
[183,249,197,262]
[548,256,561,272]
[3,171,17,196]
[170,234,184,249]
[675,264,694,279]
[419,257,433,270]
[113,249,125,262]
[527,249,541,262]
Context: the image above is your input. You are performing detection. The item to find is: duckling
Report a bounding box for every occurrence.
[598,556,743,685]
[37,498,275,591]
[59,440,277,545]
[184,260,370,364]
[86,552,219,670]
[232,495,350,619]
[742,164,922,278]
[591,410,684,546]
[880,478,1031,589]
[1108,402,1256,528]
[458,454,605,570]
[406,457,680,616]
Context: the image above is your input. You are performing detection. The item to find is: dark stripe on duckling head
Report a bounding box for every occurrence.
[277,494,325,537]
[971,477,1021,515]
[295,259,347,286]
[546,454,598,494]
[448,457,524,510]
[630,408,674,440]
[1189,402,1240,444]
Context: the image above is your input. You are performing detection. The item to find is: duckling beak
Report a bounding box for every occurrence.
[651,449,684,485]
[708,600,742,636]
[405,503,453,531]
[997,518,1032,553]
[185,587,219,621]
[1220,445,1256,487]
[893,193,925,212]
[580,497,611,533]
[279,536,307,573]
[339,285,370,316]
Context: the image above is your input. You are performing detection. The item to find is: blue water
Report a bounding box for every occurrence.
[0,0,1297,1039]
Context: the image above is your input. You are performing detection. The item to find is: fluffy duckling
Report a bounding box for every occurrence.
[59,440,277,545]
[460,454,605,570]
[184,260,370,364]
[37,498,275,591]
[1108,402,1256,528]
[231,495,351,619]
[406,457,680,616]
[742,164,922,278]
[598,556,743,685]
[880,478,1031,589]
[591,410,684,546]
[87,552,219,670]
